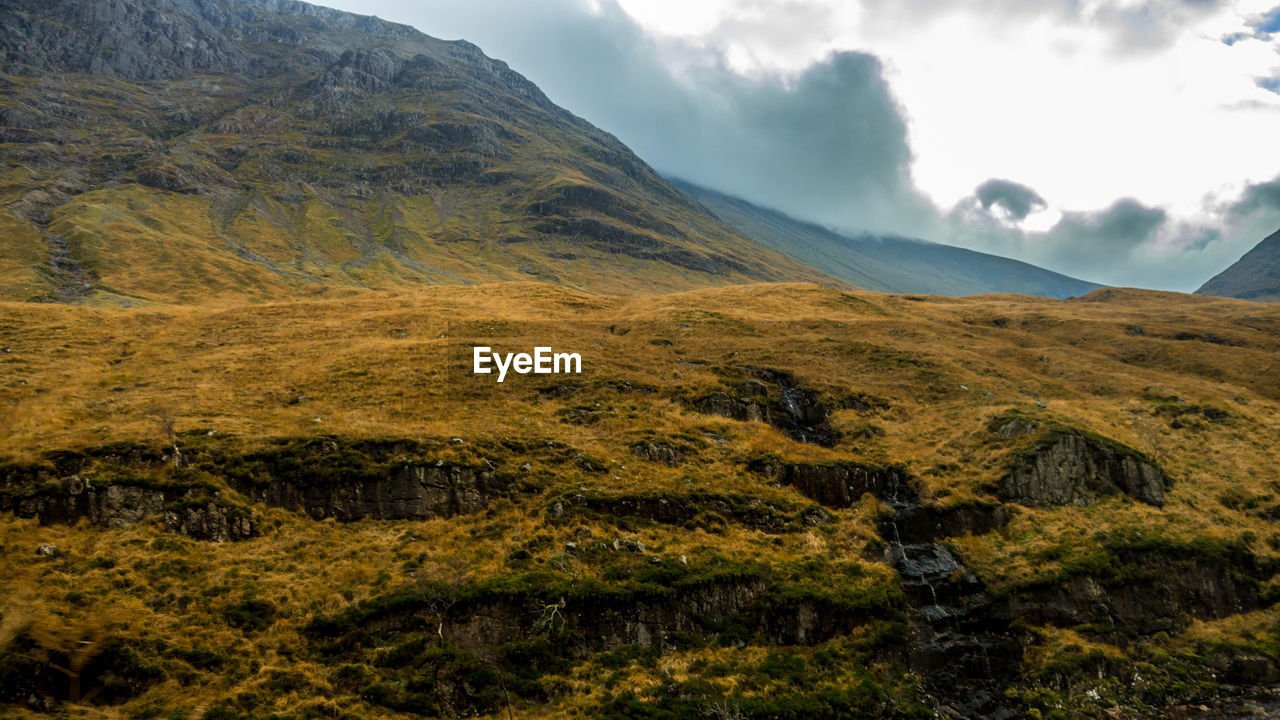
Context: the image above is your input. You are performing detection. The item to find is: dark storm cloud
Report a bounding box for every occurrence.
[947,182,1280,290]
[1039,199,1167,274]
[675,51,934,234]
[1230,176,1280,217]
[974,179,1047,220]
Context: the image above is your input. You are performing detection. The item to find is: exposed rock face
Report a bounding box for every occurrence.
[4,475,256,540]
[1002,434,1167,507]
[888,540,1019,691]
[244,463,509,521]
[689,368,839,446]
[752,456,1021,702]
[1197,227,1280,302]
[629,441,684,466]
[317,576,872,657]
[552,490,827,533]
[887,502,1009,543]
[165,501,256,541]
[1007,549,1265,634]
[750,459,910,508]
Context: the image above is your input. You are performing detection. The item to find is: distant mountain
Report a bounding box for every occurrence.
[0,0,833,303]
[671,179,1102,298]
[1196,229,1280,302]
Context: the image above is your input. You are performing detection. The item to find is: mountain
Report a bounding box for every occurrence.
[1196,228,1280,302]
[672,178,1102,298]
[0,0,834,303]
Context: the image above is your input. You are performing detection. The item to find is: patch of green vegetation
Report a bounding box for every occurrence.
[222,597,277,632]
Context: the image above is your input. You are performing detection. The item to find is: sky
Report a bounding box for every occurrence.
[315,0,1280,290]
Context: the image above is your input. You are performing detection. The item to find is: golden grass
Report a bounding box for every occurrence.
[3,281,1280,717]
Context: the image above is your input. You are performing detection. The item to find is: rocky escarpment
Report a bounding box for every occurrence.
[547,490,832,533]
[0,453,258,538]
[307,564,899,717]
[210,436,522,521]
[750,457,1021,704]
[434,577,875,652]
[687,368,847,446]
[0,472,256,541]
[241,463,510,522]
[872,479,1021,706]
[887,501,1009,543]
[0,436,523,536]
[749,458,910,508]
[1006,543,1271,634]
[1002,433,1167,507]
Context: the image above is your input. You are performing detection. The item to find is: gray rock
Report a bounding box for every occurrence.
[629,441,685,466]
[249,463,509,521]
[1002,434,1166,507]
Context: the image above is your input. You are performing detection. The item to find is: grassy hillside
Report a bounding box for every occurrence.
[673,178,1101,299]
[2,282,1279,718]
[0,0,832,304]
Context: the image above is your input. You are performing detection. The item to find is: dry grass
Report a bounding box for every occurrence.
[2,281,1280,717]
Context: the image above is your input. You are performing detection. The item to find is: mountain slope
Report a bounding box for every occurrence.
[1196,228,1280,302]
[672,178,1102,298]
[0,0,834,303]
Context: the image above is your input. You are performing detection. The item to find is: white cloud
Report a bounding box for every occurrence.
[613,1,1280,220]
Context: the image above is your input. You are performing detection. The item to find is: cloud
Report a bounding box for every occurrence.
[668,51,935,235]
[947,175,1280,289]
[1256,76,1280,94]
[1229,176,1280,219]
[1091,0,1231,52]
[974,179,1047,220]
[1222,4,1280,43]
[1250,5,1280,34]
[844,0,1229,53]
[1039,199,1167,272]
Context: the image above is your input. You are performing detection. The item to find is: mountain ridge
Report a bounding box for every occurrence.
[1196,227,1280,302]
[0,0,836,303]
[670,177,1103,299]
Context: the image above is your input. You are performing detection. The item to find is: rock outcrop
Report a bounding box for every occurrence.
[550,490,829,533]
[1002,433,1167,507]
[164,501,256,542]
[243,463,510,521]
[629,441,685,466]
[886,501,1009,543]
[312,574,877,657]
[1007,547,1267,634]
[3,475,257,540]
[689,369,840,446]
[749,459,910,508]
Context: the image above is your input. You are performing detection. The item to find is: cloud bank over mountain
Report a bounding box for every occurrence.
[315,0,1280,290]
